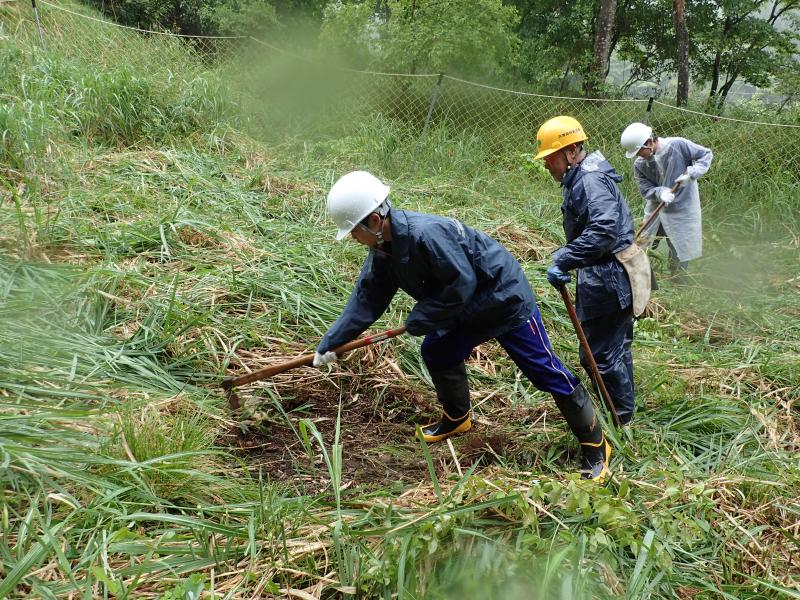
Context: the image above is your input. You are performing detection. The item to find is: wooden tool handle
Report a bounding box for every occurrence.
[221,326,407,390]
[635,181,681,240]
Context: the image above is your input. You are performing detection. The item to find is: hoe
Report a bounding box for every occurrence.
[221,327,407,410]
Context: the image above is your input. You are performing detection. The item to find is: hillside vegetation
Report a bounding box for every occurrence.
[1,2,799,598]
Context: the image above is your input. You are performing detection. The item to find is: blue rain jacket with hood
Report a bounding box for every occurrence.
[318,208,537,353]
[553,151,635,321]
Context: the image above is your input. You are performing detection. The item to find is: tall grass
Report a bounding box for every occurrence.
[0,11,235,179]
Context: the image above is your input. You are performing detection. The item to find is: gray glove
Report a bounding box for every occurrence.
[658,188,675,204]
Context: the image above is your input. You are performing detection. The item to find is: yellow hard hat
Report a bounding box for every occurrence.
[534,116,588,160]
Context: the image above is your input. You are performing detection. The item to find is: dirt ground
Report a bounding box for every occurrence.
[221,369,565,494]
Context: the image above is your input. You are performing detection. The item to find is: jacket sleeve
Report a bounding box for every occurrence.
[404,230,477,336]
[317,253,398,353]
[679,138,713,180]
[553,174,622,271]
[634,159,664,200]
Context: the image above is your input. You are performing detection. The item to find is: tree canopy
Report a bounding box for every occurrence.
[82,0,800,109]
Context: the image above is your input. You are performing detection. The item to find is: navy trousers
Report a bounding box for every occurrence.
[580,307,635,423]
[420,306,578,398]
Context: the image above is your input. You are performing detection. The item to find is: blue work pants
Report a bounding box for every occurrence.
[420,307,579,408]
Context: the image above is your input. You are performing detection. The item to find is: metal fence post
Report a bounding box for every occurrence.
[31,0,46,47]
[412,73,445,171]
[643,96,655,125]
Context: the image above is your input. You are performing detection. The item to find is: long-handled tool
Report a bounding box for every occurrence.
[635,181,681,242]
[221,326,407,411]
[557,285,622,428]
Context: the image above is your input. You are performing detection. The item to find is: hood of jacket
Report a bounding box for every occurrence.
[563,151,623,189]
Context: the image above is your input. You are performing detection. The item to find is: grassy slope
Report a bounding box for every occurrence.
[1,2,799,598]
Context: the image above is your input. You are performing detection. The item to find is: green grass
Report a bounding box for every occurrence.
[1,1,799,598]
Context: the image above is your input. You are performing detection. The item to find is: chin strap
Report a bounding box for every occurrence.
[563,148,576,174]
[359,202,391,249]
[563,145,587,174]
[358,217,385,249]
[373,216,385,247]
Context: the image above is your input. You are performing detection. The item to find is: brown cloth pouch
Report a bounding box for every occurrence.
[615,243,652,317]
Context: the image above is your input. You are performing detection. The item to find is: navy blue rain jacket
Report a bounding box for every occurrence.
[553,151,634,321]
[318,209,536,353]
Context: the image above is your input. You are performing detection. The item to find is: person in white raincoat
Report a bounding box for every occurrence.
[620,122,713,276]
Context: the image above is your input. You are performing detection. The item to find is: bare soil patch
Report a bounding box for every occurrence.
[221,378,553,493]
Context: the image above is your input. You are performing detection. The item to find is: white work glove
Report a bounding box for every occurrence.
[312,350,337,368]
[674,173,691,188]
[658,188,675,204]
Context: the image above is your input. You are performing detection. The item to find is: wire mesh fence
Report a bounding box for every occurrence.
[33,0,244,76]
[5,0,800,197]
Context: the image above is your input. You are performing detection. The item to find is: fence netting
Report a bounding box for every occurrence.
[6,0,799,196]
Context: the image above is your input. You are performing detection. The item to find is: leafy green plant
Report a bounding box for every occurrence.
[156,574,205,600]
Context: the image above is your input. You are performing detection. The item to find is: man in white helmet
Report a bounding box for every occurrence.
[313,170,612,480]
[620,122,713,279]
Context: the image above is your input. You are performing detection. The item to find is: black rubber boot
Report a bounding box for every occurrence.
[668,240,689,283]
[668,258,686,273]
[618,411,634,426]
[419,363,472,443]
[552,383,601,444]
[671,262,689,285]
[552,383,610,480]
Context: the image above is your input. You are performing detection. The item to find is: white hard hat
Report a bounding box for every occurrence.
[327,171,391,241]
[620,122,653,158]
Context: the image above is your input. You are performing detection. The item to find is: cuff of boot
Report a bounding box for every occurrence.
[442,409,470,421]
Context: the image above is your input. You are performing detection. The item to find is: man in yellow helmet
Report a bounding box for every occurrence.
[534,116,637,426]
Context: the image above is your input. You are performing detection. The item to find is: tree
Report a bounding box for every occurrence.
[774,51,800,113]
[674,0,690,105]
[614,0,677,92]
[585,0,619,96]
[507,0,595,91]
[81,0,281,37]
[320,0,520,78]
[611,0,798,110]
[691,0,800,110]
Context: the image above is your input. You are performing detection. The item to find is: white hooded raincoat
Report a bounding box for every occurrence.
[633,137,713,262]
